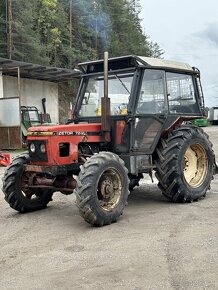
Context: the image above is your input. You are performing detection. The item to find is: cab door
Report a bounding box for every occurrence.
[133,69,167,154]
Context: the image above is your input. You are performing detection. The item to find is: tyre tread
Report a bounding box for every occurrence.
[154,126,215,203]
[75,151,129,226]
[2,153,52,212]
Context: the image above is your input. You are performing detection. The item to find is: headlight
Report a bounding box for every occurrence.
[40,143,46,153]
[30,143,36,153]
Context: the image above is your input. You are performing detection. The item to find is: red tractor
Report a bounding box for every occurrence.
[2,53,216,226]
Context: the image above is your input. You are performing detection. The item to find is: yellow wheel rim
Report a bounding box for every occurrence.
[97,168,122,212]
[183,144,208,188]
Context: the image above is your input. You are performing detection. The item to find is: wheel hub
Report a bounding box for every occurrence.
[183,143,208,188]
[97,168,122,211]
[100,179,114,198]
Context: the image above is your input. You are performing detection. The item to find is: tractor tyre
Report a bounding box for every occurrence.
[155,125,215,202]
[2,154,53,212]
[75,152,129,226]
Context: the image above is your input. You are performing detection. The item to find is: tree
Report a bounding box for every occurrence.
[0,0,8,58]
[11,0,49,63]
[0,0,163,64]
[96,0,163,58]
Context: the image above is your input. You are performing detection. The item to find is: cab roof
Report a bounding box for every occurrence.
[78,55,196,74]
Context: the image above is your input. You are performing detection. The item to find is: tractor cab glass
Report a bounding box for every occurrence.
[166,72,199,114]
[79,72,134,117]
[134,69,166,152]
[136,70,166,114]
[136,69,200,115]
[21,107,40,123]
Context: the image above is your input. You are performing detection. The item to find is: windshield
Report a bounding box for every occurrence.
[78,72,134,117]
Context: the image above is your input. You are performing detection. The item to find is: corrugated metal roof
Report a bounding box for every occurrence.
[0,58,82,82]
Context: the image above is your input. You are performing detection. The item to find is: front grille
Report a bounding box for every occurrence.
[28,140,48,162]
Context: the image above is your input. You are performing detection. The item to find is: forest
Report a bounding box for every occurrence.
[0,0,163,68]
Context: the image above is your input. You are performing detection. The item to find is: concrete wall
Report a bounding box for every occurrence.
[3,76,59,123]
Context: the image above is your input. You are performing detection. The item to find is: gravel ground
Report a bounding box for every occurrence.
[0,127,217,290]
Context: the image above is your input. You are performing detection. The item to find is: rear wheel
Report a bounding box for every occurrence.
[75,152,129,226]
[2,154,53,212]
[155,126,215,202]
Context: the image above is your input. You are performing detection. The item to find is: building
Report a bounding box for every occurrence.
[0,58,80,148]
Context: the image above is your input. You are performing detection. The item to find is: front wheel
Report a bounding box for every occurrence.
[2,154,53,212]
[75,152,129,226]
[155,126,215,202]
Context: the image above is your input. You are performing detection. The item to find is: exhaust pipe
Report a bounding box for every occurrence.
[42,98,46,114]
[104,51,109,100]
[101,51,111,139]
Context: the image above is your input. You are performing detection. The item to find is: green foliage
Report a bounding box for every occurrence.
[12,0,49,64]
[0,0,7,57]
[1,0,163,65]
[104,0,149,56]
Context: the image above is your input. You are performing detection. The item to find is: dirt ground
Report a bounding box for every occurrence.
[0,127,218,290]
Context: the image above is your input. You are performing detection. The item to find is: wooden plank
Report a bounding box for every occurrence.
[0,126,22,149]
[0,127,9,148]
[9,127,22,149]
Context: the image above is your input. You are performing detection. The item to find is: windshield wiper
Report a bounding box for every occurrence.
[115,75,131,94]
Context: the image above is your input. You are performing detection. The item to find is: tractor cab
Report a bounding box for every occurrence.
[73,56,204,155]
[21,106,52,143]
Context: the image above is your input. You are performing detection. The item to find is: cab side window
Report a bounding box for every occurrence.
[166,72,199,114]
[136,70,166,114]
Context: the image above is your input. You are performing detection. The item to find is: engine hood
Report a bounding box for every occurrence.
[27,123,102,136]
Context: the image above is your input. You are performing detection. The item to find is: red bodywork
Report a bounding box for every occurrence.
[28,123,105,166]
[0,153,11,167]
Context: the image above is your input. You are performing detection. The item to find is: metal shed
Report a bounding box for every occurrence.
[0,58,81,149]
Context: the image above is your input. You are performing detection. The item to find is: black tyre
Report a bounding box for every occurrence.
[155,126,215,202]
[2,154,53,212]
[75,152,129,226]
